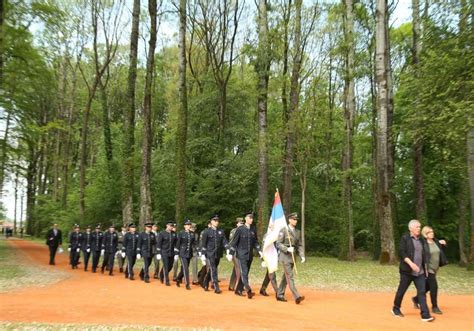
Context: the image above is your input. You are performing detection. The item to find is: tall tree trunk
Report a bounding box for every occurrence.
[375,0,396,264]
[412,0,426,221]
[99,79,113,166]
[26,145,37,235]
[281,0,291,122]
[467,128,474,262]
[300,162,307,254]
[0,110,11,199]
[458,182,468,266]
[140,0,157,228]
[175,0,188,228]
[13,168,18,234]
[341,0,356,261]
[256,0,270,236]
[0,0,5,85]
[123,0,140,226]
[282,0,302,214]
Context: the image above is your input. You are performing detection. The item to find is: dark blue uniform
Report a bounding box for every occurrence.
[175,230,195,288]
[45,228,62,265]
[123,231,140,280]
[90,230,103,272]
[156,230,177,285]
[201,227,229,292]
[138,231,156,282]
[81,231,93,271]
[69,231,83,269]
[230,225,261,296]
[101,231,118,275]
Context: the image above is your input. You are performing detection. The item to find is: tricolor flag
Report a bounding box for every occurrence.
[262,190,287,273]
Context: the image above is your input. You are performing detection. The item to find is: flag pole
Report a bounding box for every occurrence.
[277,188,298,275]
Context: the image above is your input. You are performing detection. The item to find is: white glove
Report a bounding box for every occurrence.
[258,251,263,258]
[76,248,80,253]
[121,252,126,258]
[58,247,64,254]
[157,254,162,260]
[100,249,104,256]
[67,247,71,252]
[198,252,202,257]
[226,249,230,255]
[86,248,90,253]
[261,261,267,268]
[174,255,179,262]
[226,254,233,262]
[137,253,142,259]
[301,257,306,263]
[287,247,294,253]
[200,255,206,265]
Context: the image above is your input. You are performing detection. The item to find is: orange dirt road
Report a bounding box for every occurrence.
[0,239,473,330]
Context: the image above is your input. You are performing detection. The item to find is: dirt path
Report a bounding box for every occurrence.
[0,239,473,330]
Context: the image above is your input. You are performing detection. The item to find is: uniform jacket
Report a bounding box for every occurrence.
[46,228,62,247]
[229,225,261,261]
[175,230,195,258]
[117,231,126,250]
[123,232,140,254]
[81,231,92,250]
[201,227,229,258]
[156,230,177,257]
[103,231,118,253]
[91,231,103,252]
[69,231,83,249]
[276,226,304,264]
[137,231,156,257]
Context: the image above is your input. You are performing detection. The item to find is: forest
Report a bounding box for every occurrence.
[0,0,473,264]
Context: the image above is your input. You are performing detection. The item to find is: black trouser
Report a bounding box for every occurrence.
[117,251,126,271]
[82,249,91,270]
[236,257,253,293]
[91,250,101,272]
[160,255,174,284]
[203,256,220,290]
[414,272,439,308]
[140,255,152,281]
[393,272,430,318]
[125,252,137,278]
[261,270,278,293]
[102,251,115,274]
[70,247,80,267]
[278,262,301,300]
[191,255,198,283]
[48,245,58,265]
[153,254,160,277]
[177,256,191,286]
[173,258,179,280]
[198,265,208,286]
[228,256,241,290]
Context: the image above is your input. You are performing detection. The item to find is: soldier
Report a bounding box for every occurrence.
[123,223,140,280]
[156,221,177,286]
[190,223,200,285]
[116,225,127,273]
[229,212,262,298]
[68,224,82,269]
[151,223,160,279]
[201,214,231,294]
[45,223,62,265]
[81,225,93,271]
[228,217,244,291]
[197,219,212,287]
[138,222,156,283]
[175,219,196,290]
[90,224,104,273]
[276,212,306,304]
[101,224,118,276]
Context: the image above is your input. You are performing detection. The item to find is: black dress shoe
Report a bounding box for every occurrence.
[129,276,135,280]
[176,281,181,287]
[235,291,244,296]
[215,289,222,294]
[260,289,269,296]
[247,291,254,299]
[295,296,305,304]
[186,285,191,290]
[204,286,209,292]
[228,287,234,291]
[166,281,171,286]
[145,279,150,283]
[119,267,123,273]
[277,296,287,302]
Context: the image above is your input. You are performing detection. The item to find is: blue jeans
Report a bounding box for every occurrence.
[393,272,431,318]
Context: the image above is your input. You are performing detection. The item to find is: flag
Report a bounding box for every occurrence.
[262,190,287,273]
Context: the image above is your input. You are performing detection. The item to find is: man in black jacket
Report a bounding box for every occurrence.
[123,223,140,280]
[68,224,83,269]
[45,223,62,265]
[90,224,103,273]
[392,219,434,322]
[81,225,93,271]
[175,219,196,289]
[138,222,156,283]
[101,224,118,276]
[157,221,177,286]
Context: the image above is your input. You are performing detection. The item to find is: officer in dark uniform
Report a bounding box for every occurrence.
[228,217,244,291]
[90,224,103,273]
[81,225,93,271]
[197,219,212,287]
[101,224,118,276]
[138,222,156,283]
[45,223,62,265]
[151,223,160,279]
[229,212,262,298]
[157,221,177,286]
[68,224,83,269]
[116,225,127,273]
[123,223,140,280]
[201,214,230,294]
[175,219,196,290]
[190,222,200,284]
[276,212,306,304]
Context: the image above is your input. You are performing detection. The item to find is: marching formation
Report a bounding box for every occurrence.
[45,212,306,304]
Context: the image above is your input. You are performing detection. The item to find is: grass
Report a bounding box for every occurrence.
[0,238,69,293]
[0,322,218,331]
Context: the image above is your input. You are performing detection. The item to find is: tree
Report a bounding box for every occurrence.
[175,0,188,228]
[375,0,396,264]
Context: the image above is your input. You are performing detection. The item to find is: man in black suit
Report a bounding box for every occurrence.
[45,223,62,265]
[157,221,177,286]
[175,219,196,290]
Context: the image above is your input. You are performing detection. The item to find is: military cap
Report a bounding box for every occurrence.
[211,214,220,221]
[73,224,80,229]
[288,212,298,220]
[128,223,136,228]
[95,224,102,229]
[244,211,254,218]
[145,222,154,227]
[184,219,192,225]
[165,220,174,226]
[86,225,92,229]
